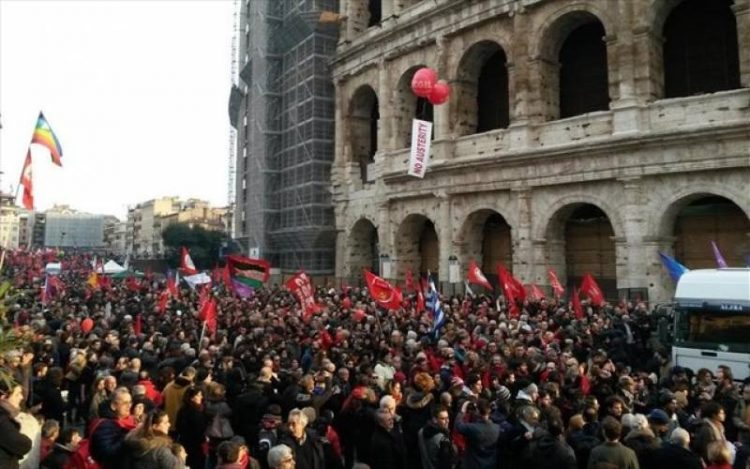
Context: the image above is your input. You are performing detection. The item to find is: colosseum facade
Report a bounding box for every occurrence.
[330,0,750,303]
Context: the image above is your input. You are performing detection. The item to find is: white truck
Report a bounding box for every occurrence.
[671,268,750,381]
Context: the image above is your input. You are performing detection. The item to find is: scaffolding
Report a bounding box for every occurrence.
[230,0,339,274]
[227,0,240,236]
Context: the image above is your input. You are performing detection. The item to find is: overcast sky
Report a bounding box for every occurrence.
[0,0,235,220]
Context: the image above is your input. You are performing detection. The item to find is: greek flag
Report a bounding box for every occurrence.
[426,278,445,337]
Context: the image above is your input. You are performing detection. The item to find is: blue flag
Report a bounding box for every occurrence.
[658,252,689,282]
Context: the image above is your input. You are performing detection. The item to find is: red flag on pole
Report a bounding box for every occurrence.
[580,273,604,307]
[199,298,217,335]
[134,313,142,336]
[571,287,585,319]
[547,268,565,299]
[286,271,321,321]
[19,149,34,210]
[364,270,400,310]
[180,247,198,275]
[496,265,520,318]
[157,290,169,314]
[467,260,493,290]
[527,283,546,302]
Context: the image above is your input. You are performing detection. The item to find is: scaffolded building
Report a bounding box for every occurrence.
[229,0,339,274]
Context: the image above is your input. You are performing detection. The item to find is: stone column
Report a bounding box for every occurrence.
[436,192,452,291]
[619,178,648,294]
[433,35,451,140]
[334,79,347,166]
[512,189,533,282]
[377,202,394,281]
[733,0,750,87]
[377,58,392,152]
[643,236,677,304]
[334,228,347,279]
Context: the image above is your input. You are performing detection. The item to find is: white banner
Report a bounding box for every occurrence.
[408,118,432,178]
[184,272,212,288]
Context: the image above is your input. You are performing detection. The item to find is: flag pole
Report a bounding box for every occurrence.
[198,321,207,352]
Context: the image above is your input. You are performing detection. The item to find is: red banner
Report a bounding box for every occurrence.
[286,271,320,321]
[547,268,565,299]
[467,260,493,290]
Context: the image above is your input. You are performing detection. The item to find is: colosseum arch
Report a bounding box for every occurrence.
[349,85,379,184]
[395,214,439,280]
[661,0,740,98]
[393,65,434,148]
[453,40,510,137]
[457,209,513,287]
[347,217,380,279]
[535,7,612,120]
[656,192,750,269]
[542,200,622,299]
[347,0,382,36]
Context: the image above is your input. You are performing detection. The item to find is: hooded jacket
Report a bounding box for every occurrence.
[162,376,192,427]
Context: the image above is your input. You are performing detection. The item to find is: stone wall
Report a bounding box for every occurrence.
[332,0,750,303]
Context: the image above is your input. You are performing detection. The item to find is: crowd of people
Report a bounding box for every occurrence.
[0,249,748,469]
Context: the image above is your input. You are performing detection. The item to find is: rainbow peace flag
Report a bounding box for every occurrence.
[31,112,63,166]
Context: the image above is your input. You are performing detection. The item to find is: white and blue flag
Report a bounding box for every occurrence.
[426,277,445,337]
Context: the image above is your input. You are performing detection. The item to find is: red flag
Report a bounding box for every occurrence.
[580,273,604,307]
[166,275,179,298]
[320,329,333,350]
[19,149,34,210]
[467,260,493,290]
[286,271,321,321]
[364,270,399,309]
[547,268,565,299]
[497,264,526,303]
[134,313,142,336]
[126,276,140,292]
[527,283,546,302]
[571,287,584,319]
[180,247,198,275]
[200,298,217,334]
[405,269,416,293]
[389,286,404,311]
[157,290,169,314]
[222,264,232,288]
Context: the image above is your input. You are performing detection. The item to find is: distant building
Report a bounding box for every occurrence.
[103,218,126,256]
[32,213,46,248]
[126,197,181,257]
[44,206,106,248]
[0,193,21,249]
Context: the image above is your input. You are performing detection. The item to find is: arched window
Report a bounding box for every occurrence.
[368,0,382,27]
[349,86,379,183]
[559,21,609,118]
[663,0,740,98]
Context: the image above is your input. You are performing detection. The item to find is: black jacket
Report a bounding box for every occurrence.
[369,424,407,469]
[40,443,75,469]
[0,404,33,469]
[521,431,577,469]
[650,443,702,469]
[280,430,326,469]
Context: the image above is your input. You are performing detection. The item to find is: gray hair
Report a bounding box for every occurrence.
[287,408,308,427]
[267,444,293,468]
[670,427,690,447]
[379,395,396,409]
[518,405,540,423]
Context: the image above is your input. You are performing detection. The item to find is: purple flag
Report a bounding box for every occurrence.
[711,241,728,268]
[231,278,255,299]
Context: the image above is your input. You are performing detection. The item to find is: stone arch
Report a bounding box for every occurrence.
[656,192,750,268]
[662,0,740,98]
[535,194,625,241]
[395,214,439,279]
[349,85,379,183]
[457,209,513,285]
[347,217,380,278]
[393,65,434,148]
[453,40,510,137]
[347,0,382,36]
[544,203,618,298]
[654,186,750,238]
[533,5,613,121]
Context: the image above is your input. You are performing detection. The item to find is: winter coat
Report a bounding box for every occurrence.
[521,431,577,469]
[454,413,501,469]
[40,443,75,469]
[418,421,457,469]
[162,377,192,428]
[175,403,208,469]
[280,430,326,469]
[0,403,32,469]
[89,411,138,469]
[586,441,639,469]
[369,424,407,469]
[400,390,434,465]
[650,443,702,469]
[623,428,660,468]
[124,431,184,469]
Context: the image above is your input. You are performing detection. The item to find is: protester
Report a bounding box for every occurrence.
[0,380,33,469]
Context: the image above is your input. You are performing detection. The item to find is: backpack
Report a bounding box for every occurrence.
[63,419,104,469]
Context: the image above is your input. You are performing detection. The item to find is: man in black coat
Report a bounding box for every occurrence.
[89,388,138,469]
[0,382,33,469]
[280,408,325,469]
[370,407,408,469]
[650,427,701,469]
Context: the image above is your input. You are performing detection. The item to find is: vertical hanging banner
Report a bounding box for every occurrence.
[408,118,433,178]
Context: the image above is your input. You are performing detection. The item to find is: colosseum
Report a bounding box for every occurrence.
[330,0,750,303]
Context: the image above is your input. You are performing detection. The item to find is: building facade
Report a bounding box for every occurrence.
[103,218,127,256]
[126,197,181,257]
[44,206,106,248]
[0,193,21,249]
[230,0,339,273]
[332,0,750,303]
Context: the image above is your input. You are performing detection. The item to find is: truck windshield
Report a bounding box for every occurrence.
[675,308,750,345]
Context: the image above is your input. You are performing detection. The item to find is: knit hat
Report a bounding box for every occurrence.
[496,385,511,402]
[648,409,670,425]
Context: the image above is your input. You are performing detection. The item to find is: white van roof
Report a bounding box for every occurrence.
[675,268,750,302]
